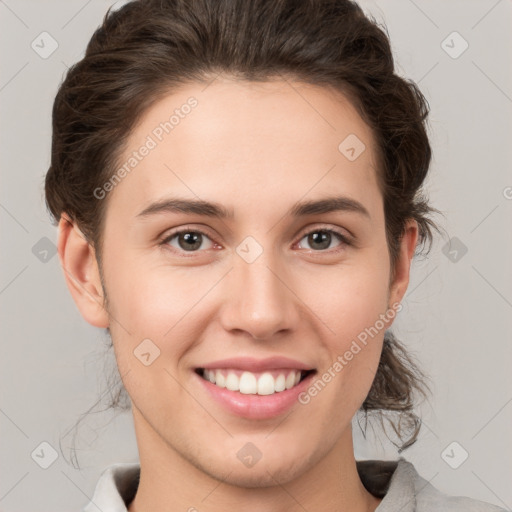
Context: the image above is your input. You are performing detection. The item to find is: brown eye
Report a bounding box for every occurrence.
[297,229,349,252]
[162,229,215,253]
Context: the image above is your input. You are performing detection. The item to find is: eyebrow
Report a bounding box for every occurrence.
[136,195,370,220]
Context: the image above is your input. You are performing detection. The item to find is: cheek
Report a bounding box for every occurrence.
[308,256,391,343]
[305,254,391,402]
[104,258,201,415]
[106,241,392,348]
[105,252,208,332]
[101,254,197,370]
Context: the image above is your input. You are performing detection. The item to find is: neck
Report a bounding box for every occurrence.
[128,406,381,512]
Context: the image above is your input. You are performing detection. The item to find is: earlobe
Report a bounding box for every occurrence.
[389,220,419,308]
[57,215,110,328]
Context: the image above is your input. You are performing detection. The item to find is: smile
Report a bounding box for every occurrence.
[196,368,315,396]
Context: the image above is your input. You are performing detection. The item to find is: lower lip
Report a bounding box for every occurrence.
[194,370,316,420]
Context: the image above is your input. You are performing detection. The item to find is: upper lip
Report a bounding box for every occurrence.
[197,356,315,372]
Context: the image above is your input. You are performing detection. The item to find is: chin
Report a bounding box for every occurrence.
[193,442,318,489]
[208,460,308,489]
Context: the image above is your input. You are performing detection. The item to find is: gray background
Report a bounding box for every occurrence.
[1,0,511,510]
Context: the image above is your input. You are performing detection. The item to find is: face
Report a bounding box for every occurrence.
[60,77,416,488]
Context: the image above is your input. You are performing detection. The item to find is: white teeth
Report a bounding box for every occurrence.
[257,372,275,395]
[274,374,286,392]
[201,369,305,395]
[239,372,257,394]
[225,372,239,391]
[215,370,226,388]
[285,372,296,390]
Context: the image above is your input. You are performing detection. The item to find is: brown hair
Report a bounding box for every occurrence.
[46,0,437,463]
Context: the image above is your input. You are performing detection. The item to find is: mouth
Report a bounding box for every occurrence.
[194,367,316,396]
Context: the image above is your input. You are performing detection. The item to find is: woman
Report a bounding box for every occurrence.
[44,0,506,510]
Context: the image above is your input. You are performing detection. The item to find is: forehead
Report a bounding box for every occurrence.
[105,77,380,221]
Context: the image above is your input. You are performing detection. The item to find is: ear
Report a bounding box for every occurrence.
[388,219,419,308]
[57,215,110,328]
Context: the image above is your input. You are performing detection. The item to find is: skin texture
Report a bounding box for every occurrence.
[58,77,418,512]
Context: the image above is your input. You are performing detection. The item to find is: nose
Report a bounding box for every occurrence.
[219,246,301,340]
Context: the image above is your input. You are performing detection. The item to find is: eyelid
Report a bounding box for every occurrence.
[295,223,352,244]
[161,224,215,240]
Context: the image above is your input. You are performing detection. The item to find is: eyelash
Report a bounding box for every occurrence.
[159,225,352,257]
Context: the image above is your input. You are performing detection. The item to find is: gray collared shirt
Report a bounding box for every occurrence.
[82,457,506,511]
